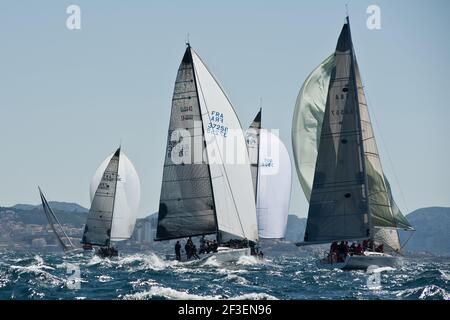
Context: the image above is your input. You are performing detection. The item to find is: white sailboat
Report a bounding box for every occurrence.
[38,187,76,252]
[292,17,414,270]
[246,110,292,241]
[155,44,258,263]
[81,147,141,258]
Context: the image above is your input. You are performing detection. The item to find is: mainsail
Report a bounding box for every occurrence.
[38,187,74,251]
[293,18,413,245]
[156,45,258,243]
[82,148,140,246]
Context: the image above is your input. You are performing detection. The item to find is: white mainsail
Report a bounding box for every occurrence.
[255,130,292,239]
[83,148,140,246]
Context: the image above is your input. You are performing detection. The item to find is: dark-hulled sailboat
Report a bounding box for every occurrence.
[155,44,258,262]
[292,17,414,270]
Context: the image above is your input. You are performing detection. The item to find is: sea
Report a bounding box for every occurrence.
[0,250,448,300]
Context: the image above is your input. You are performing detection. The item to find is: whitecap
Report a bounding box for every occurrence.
[236,255,261,266]
[97,275,113,282]
[123,286,222,300]
[122,285,278,300]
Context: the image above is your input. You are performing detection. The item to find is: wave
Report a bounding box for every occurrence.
[236,255,262,266]
[122,285,278,300]
[396,285,449,300]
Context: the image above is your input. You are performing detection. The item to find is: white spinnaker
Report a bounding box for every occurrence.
[292,54,335,201]
[191,49,258,243]
[256,130,291,239]
[90,151,141,241]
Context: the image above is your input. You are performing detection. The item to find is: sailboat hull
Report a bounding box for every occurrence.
[171,247,251,263]
[342,252,400,270]
[317,252,401,271]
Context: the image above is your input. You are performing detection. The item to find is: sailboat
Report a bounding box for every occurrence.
[155,44,258,263]
[246,110,292,241]
[81,147,141,258]
[292,17,414,270]
[38,187,76,252]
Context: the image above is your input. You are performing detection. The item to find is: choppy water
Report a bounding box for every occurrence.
[0,250,448,300]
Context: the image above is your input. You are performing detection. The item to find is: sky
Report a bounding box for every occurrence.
[0,0,449,218]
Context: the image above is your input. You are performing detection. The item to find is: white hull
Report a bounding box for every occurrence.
[171,247,250,263]
[317,252,401,271]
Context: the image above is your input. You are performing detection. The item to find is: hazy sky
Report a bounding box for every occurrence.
[1,0,449,218]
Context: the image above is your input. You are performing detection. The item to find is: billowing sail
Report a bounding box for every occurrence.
[191,48,258,242]
[246,109,261,198]
[303,22,370,244]
[39,187,74,251]
[292,54,335,201]
[292,18,412,242]
[255,130,292,239]
[89,150,141,241]
[157,46,258,243]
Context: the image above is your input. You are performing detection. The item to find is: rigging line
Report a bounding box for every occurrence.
[362,85,410,214]
[400,229,415,251]
[193,60,247,240]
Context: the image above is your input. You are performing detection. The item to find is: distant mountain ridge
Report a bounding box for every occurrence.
[12,202,88,213]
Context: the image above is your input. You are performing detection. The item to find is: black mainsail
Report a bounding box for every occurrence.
[156,46,217,240]
[38,187,74,251]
